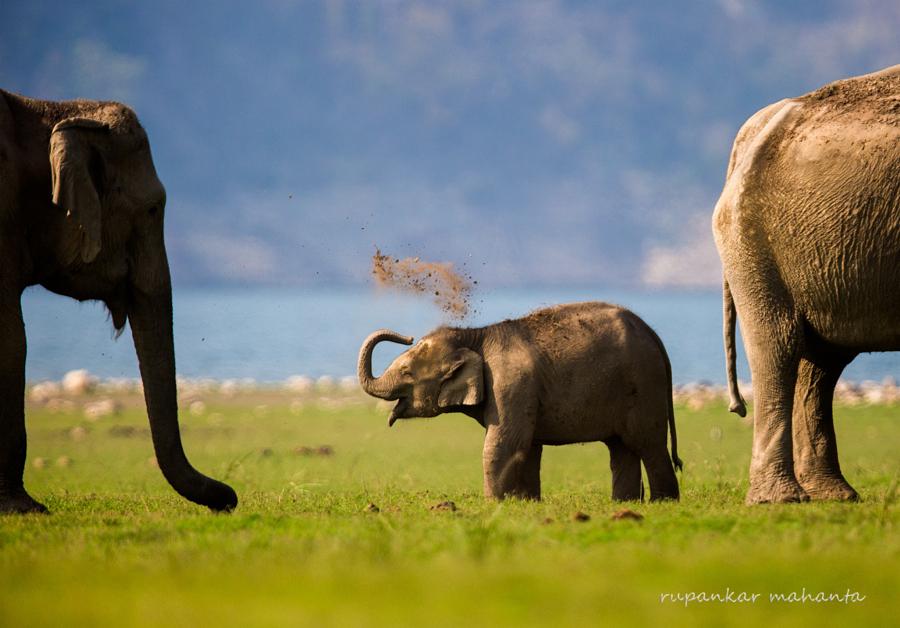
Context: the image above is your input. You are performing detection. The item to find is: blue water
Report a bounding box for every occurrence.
[21,286,898,384]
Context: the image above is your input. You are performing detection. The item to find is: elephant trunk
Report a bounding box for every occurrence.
[129,266,237,512]
[357,329,413,399]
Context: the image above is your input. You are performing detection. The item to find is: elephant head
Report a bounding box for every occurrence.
[45,104,237,512]
[358,329,484,425]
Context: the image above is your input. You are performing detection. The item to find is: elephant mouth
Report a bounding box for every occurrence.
[388,399,408,427]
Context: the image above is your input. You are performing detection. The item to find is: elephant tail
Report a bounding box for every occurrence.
[657,329,682,472]
[723,278,747,417]
[666,364,683,473]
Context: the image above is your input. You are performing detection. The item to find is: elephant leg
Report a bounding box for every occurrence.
[482,423,536,500]
[607,438,643,501]
[640,445,680,501]
[792,350,858,501]
[0,295,46,514]
[517,444,542,500]
[744,317,808,504]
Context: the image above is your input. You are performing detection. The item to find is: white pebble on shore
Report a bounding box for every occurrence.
[62,370,98,395]
[219,380,239,397]
[316,375,335,391]
[285,375,313,393]
[29,381,62,403]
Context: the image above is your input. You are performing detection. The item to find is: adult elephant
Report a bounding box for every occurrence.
[713,66,900,504]
[0,90,237,513]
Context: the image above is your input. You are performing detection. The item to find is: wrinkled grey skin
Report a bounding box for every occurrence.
[0,90,237,513]
[359,302,682,501]
[713,65,900,504]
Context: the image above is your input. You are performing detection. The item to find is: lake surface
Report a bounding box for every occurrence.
[21,286,898,385]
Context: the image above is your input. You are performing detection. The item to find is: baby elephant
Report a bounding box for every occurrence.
[358,302,682,501]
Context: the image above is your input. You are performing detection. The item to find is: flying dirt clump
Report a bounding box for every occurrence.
[372,249,475,320]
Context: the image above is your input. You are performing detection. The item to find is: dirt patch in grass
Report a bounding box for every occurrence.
[430,500,457,512]
[294,445,334,457]
[611,508,644,521]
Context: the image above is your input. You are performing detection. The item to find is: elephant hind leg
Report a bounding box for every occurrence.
[736,303,810,504]
[793,349,859,501]
[517,444,542,500]
[607,438,643,501]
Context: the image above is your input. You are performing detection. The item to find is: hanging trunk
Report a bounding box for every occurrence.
[357,329,413,399]
[129,267,237,512]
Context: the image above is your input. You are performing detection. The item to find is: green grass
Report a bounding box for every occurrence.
[1,392,898,627]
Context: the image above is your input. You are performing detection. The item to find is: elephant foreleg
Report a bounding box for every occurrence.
[0,294,46,513]
[482,423,536,500]
[792,351,858,501]
[608,438,643,501]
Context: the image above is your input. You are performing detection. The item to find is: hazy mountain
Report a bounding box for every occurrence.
[3,1,898,288]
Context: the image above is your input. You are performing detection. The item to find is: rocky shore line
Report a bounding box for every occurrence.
[672,378,899,409]
[26,370,899,417]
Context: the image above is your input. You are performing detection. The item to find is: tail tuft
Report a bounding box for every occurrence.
[672,454,683,473]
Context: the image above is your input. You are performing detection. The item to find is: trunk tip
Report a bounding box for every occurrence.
[729,400,747,417]
[204,482,238,513]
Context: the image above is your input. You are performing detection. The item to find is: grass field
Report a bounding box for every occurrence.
[1,390,897,627]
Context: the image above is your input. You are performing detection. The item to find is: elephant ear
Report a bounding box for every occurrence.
[49,118,108,264]
[438,348,484,407]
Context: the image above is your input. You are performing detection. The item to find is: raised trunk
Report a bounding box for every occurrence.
[129,274,237,512]
[357,329,413,399]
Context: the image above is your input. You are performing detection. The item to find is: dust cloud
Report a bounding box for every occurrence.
[371,249,475,320]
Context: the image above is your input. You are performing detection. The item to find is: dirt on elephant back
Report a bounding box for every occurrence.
[799,67,900,124]
[371,249,474,320]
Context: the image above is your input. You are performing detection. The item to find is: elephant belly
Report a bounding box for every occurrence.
[534,358,667,445]
[773,191,900,350]
[803,297,900,351]
[789,237,900,349]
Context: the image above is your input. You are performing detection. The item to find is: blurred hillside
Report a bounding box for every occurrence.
[3,1,899,287]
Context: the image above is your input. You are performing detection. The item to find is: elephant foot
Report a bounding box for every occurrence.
[745,476,810,505]
[495,487,541,501]
[648,492,680,502]
[0,491,48,514]
[798,474,859,502]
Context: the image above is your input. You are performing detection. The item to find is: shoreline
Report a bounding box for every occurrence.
[26,370,900,409]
